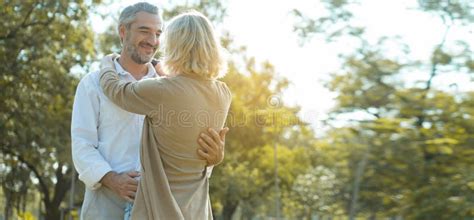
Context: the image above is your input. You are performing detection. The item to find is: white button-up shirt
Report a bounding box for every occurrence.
[71,59,156,219]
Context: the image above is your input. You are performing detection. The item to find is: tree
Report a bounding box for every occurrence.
[292,0,474,219]
[0,1,101,219]
[206,50,314,219]
[291,165,340,219]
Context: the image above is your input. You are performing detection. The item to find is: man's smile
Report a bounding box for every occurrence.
[140,43,156,54]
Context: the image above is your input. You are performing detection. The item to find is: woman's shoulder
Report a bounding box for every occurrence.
[214,80,232,102]
[165,75,232,99]
[215,79,230,91]
[140,75,179,87]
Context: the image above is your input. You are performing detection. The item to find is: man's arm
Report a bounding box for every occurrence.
[71,76,140,201]
[100,171,140,202]
[71,77,113,190]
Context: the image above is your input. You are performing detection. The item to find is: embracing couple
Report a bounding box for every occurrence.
[71,2,231,220]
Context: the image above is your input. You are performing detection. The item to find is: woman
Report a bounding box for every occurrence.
[99,10,231,220]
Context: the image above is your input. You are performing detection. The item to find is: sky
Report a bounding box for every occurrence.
[90,0,474,132]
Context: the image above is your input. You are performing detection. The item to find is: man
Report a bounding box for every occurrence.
[71,2,227,219]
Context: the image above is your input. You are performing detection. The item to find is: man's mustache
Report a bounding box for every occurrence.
[140,42,157,50]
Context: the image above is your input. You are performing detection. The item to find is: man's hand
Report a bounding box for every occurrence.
[101,171,140,202]
[197,127,229,166]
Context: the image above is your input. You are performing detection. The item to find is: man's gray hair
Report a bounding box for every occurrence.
[118,2,160,31]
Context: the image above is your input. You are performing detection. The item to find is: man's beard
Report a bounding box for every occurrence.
[124,36,156,64]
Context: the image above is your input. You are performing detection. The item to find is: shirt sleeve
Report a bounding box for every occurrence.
[99,67,161,116]
[71,77,112,190]
[206,165,214,178]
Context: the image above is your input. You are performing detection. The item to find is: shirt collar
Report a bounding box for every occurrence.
[113,57,157,78]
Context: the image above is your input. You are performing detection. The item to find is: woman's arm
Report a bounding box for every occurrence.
[99,55,160,115]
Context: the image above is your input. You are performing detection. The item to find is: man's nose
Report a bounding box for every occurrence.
[146,34,159,46]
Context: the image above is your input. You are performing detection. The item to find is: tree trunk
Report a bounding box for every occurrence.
[41,167,71,220]
[4,191,13,220]
[349,143,370,220]
[368,212,376,220]
[45,203,61,220]
[305,206,312,220]
[222,200,238,220]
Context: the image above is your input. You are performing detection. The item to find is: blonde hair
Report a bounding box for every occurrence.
[163,10,227,79]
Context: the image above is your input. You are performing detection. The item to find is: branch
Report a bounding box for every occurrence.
[0,0,57,41]
[425,24,452,92]
[413,23,452,129]
[1,147,51,205]
[0,2,35,40]
[51,163,72,207]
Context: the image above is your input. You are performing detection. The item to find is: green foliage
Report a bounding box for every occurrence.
[97,22,122,55]
[10,1,472,219]
[291,0,474,219]
[291,166,341,217]
[161,0,227,24]
[1,1,315,219]
[0,1,100,219]
[209,54,313,219]
[417,0,474,24]
[292,0,362,43]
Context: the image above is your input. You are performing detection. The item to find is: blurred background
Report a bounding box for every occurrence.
[1,0,473,219]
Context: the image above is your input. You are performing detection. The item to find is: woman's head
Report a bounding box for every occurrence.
[163,10,227,79]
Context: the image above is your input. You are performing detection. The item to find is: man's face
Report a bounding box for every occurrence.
[121,12,162,64]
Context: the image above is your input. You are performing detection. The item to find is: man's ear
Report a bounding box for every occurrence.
[119,25,127,44]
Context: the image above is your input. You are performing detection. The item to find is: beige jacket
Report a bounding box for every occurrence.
[99,67,231,220]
